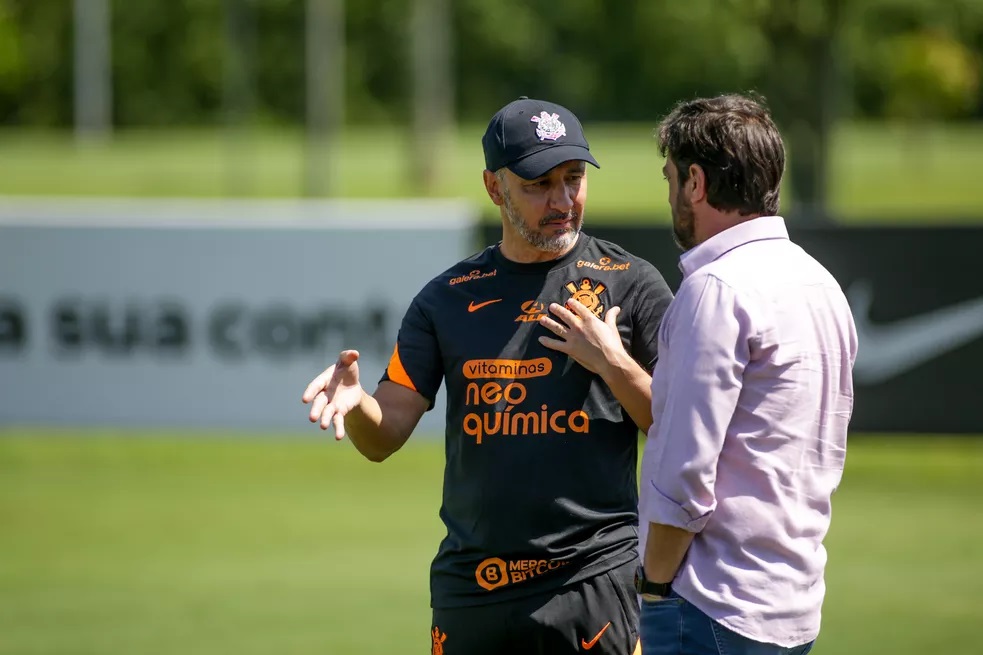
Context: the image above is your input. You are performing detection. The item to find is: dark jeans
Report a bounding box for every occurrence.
[639,592,815,655]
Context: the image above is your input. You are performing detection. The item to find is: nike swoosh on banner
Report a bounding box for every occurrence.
[468,299,502,312]
[848,280,983,384]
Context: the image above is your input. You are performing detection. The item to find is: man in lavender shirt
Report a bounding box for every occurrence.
[636,94,858,655]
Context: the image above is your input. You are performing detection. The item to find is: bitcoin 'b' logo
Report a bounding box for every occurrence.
[565,278,606,317]
[475,557,509,591]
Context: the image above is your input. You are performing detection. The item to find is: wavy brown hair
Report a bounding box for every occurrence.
[658,94,785,216]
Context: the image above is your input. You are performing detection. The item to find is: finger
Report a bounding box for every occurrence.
[308,391,329,422]
[333,413,346,441]
[548,302,579,325]
[605,306,622,328]
[322,350,360,400]
[319,403,337,430]
[538,335,569,352]
[304,349,359,403]
[339,349,360,367]
[302,367,334,403]
[538,315,570,337]
[562,297,593,320]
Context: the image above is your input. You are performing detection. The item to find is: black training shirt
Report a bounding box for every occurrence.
[381,233,673,608]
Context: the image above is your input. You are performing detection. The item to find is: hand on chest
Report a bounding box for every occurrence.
[442,270,629,397]
[458,273,618,346]
[442,269,632,445]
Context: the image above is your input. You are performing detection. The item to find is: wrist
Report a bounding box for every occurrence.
[597,346,631,383]
[643,564,672,585]
[634,564,673,597]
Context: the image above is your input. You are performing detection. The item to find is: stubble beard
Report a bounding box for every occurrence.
[502,186,581,254]
[672,194,698,252]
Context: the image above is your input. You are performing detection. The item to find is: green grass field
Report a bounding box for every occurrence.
[2,123,983,222]
[1,431,981,655]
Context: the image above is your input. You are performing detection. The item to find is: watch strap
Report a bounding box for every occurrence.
[634,566,672,596]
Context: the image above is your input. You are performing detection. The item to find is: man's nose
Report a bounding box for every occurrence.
[548,183,574,213]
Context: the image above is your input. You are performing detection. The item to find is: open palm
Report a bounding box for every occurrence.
[302,350,365,439]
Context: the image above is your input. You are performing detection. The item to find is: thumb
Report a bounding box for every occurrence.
[605,306,621,328]
[339,350,360,367]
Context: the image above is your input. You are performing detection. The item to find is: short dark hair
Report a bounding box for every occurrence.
[657,93,785,216]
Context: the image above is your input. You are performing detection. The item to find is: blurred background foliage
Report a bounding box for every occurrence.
[0,0,980,128]
[1,0,981,218]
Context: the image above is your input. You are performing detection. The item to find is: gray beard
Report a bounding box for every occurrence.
[502,188,580,253]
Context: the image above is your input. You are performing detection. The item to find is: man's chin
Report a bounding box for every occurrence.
[671,226,687,250]
[534,230,579,253]
[672,222,696,251]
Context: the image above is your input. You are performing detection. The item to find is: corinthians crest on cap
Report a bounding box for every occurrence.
[531,111,566,141]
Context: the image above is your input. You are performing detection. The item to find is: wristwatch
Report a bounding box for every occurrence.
[634,565,672,597]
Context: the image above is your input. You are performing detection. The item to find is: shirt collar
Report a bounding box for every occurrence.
[678,215,789,278]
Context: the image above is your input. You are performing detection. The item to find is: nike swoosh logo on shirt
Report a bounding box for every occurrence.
[848,280,983,384]
[468,299,502,312]
[581,622,611,650]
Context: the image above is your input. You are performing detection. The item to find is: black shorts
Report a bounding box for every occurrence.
[430,559,640,655]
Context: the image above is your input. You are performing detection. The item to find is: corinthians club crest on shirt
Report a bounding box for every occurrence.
[531,111,567,141]
[565,278,606,317]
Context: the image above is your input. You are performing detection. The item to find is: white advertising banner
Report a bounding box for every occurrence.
[0,198,478,433]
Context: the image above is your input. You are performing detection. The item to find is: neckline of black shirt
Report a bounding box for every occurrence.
[490,232,593,275]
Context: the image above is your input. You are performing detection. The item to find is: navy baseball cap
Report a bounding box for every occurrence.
[482,97,599,180]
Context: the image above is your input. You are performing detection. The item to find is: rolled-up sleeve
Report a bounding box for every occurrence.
[641,273,751,533]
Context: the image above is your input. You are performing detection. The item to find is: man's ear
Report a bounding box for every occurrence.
[483,169,504,206]
[688,163,707,205]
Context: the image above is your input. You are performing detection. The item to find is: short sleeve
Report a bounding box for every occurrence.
[629,262,674,372]
[379,294,444,409]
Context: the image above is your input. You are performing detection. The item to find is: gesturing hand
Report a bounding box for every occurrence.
[538,300,627,375]
[301,349,365,439]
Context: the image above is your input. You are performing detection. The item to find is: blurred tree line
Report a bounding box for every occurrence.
[0,0,979,127]
[0,0,980,211]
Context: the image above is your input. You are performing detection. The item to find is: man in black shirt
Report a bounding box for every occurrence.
[302,97,673,654]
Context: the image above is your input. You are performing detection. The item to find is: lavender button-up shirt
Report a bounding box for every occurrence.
[639,216,858,647]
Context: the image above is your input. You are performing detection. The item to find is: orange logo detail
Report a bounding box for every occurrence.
[581,622,612,650]
[576,257,631,272]
[476,557,569,590]
[468,298,502,312]
[475,557,509,591]
[515,299,546,322]
[431,626,447,655]
[565,278,606,317]
[450,269,497,285]
[461,376,591,444]
[462,382,590,444]
[462,358,552,380]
